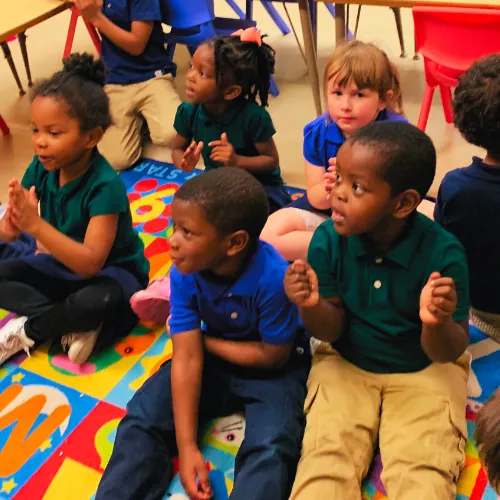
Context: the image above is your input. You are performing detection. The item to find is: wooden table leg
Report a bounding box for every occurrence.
[298,0,322,116]
[335,4,347,45]
[0,41,25,96]
[17,32,33,87]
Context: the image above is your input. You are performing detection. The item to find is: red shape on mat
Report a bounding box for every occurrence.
[14,401,125,500]
[144,236,170,258]
[127,192,141,203]
[135,179,158,193]
[470,466,488,500]
[143,217,170,235]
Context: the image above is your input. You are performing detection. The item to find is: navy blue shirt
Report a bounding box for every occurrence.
[435,156,500,314]
[290,109,407,215]
[101,0,176,85]
[169,241,304,345]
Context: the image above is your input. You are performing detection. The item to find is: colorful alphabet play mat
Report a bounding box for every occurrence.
[0,160,497,499]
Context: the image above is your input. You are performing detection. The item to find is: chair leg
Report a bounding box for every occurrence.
[354,6,362,39]
[0,114,10,136]
[0,42,25,96]
[417,85,435,131]
[64,7,79,57]
[413,38,420,60]
[439,85,454,124]
[17,32,32,87]
[225,0,245,19]
[261,2,291,35]
[390,7,406,58]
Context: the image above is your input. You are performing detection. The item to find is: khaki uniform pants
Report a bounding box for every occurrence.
[290,346,468,500]
[99,74,180,171]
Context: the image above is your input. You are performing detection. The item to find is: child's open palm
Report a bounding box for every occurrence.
[420,272,457,326]
[284,260,319,308]
[8,180,40,234]
[181,141,204,172]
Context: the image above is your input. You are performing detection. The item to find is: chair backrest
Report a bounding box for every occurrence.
[413,7,500,71]
[160,0,214,29]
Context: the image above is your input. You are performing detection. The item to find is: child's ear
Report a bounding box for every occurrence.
[85,127,104,149]
[225,230,249,257]
[378,90,393,112]
[392,189,421,219]
[224,85,242,102]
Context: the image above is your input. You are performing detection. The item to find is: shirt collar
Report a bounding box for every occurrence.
[198,97,248,127]
[347,213,427,269]
[45,151,97,195]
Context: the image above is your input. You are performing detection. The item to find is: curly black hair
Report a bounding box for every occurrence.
[454,54,500,160]
[204,34,275,107]
[31,52,112,132]
[175,168,269,248]
[349,121,436,199]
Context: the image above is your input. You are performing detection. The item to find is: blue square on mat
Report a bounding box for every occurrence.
[0,368,97,498]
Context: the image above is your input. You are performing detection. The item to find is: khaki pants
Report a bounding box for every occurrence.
[290,346,468,500]
[99,74,180,171]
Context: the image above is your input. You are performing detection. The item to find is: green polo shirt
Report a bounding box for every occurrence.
[173,98,284,187]
[308,213,470,374]
[21,152,149,284]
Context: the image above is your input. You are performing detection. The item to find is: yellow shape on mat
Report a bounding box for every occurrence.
[0,478,17,494]
[21,327,164,399]
[43,458,102,500]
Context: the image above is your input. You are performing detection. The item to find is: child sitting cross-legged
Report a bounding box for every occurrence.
[285,122,470,500]
[97,168,310,500]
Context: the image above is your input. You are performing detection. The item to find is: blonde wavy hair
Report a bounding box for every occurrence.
[324,40,404,116]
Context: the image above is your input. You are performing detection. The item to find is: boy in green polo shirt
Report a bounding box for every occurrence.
[285,122,470,500]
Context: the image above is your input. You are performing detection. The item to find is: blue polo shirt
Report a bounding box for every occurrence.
[290,109,407,215]
[435,156,500,314]
[101,0,176,85]
[168,241,303,345]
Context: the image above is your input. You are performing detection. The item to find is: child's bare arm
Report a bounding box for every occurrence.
[305,161,331,211]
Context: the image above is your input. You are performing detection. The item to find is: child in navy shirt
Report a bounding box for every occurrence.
[97,168,309,500]
[74,0,180,171]
[261,41,414,261]
[172,30,291,213]
[435,54,500,340]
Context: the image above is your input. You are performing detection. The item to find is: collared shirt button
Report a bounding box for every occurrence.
[231,312,238,319]
[374,280,382,289]
[375,258,383,264]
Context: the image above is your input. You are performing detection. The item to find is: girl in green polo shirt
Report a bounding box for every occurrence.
[0,53,149,367]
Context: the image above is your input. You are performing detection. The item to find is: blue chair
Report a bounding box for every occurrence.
[162,0,280,96]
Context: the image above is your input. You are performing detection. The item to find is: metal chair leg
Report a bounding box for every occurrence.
[354,5,362,39]
[17,32,32,87]
[390,7,406,58]
[1,41,25,96]
[413,39,420,60]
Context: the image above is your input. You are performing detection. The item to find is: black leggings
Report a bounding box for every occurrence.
[0,260,138,347]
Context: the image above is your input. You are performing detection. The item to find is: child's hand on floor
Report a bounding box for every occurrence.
[8,180,40,235]
[181,141,204,172]
[420,272,457,326]
[178,446,212,500]
[209,133,236,166]
[284,260,319,308]
[324,158,337,199]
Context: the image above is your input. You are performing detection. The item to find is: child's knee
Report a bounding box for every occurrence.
[100,144,142,171]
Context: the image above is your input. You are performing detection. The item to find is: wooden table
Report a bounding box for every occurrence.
[298,0,500,116]
[0,0,71,95]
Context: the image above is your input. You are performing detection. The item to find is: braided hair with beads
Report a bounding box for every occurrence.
[206,34,276,107]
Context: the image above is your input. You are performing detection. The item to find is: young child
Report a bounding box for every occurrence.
[262,41,410,261]
[475,389,500,493]
[96,168,309,500]
[285,122,470,499]
[172,30,291,213]
[74,0,180,171]
[0,53,149,365]
[435,54,500,340]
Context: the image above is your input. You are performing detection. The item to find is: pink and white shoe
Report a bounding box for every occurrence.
[130,276,171,325]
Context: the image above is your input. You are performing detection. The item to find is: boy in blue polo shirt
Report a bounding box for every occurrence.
[96,168,310,500]
[286,122,470,500]
[74,0,180,171]
[435,55,500,340]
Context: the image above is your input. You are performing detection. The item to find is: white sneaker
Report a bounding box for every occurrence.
[61,326,101,365]
[0,316,34,365]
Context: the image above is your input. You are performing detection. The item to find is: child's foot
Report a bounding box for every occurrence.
[61,327,101,365]
[130,276,171,324]
[0,316,34,364]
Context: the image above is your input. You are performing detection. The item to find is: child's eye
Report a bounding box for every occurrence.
[335,173,342,183]
[356,92,365,98]
[333,90,342,96]
[182,227,192,236]
[31,127,39,134]
[50,131,60,137]
[353,183,365,194]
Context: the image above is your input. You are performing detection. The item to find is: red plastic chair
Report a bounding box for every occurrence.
[413,7,500,131]
[0,114,9,136]
[64,7,102,57]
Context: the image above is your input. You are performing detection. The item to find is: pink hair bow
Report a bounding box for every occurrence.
[231,27,262,47]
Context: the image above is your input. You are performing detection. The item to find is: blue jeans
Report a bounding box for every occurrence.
[96,346,310,500]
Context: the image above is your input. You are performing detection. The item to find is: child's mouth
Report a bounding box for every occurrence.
[331,209,345,223]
